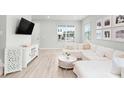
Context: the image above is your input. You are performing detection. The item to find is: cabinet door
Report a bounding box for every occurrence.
[4,48,22,75]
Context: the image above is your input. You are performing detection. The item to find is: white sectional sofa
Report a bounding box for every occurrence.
[63,42,124,78]
[63,42,95,60]
[73,61,120,78]
[81,45,114,61]
[73,50,124,78]
[63,42,113,61]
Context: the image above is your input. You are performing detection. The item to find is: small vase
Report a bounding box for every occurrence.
[66,56,69,59]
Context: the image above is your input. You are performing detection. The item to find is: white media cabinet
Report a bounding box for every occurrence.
[4,45,38,75]
[22,44,38,68]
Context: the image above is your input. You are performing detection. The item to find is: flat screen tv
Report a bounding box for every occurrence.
[16,18,35,35]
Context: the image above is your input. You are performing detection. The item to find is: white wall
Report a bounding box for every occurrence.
[0,15,34,75]
[39,20,82,48]
[0,15,33,61]
[82,15,124,51]
[6,15,32,47]
[0,15,6,63]
[31,22,40,46]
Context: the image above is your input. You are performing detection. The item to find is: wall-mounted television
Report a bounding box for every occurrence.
[16,18,35,35]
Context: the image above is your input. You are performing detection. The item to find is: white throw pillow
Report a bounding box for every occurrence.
[119,58,124,78]
[83,43,91,50]
[95,46,105,57]
[104,48,114,59]
[111,57,121,75]
[117,58,124,67]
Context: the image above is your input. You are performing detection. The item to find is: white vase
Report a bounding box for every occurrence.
[66,56,70,59]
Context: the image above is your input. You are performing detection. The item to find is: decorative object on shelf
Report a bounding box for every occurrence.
[113,15,124,27]
[96,30,103,39]
[112,27,124,42]
[65,52,71,59]
[4,48,22,76]
[103,16,111,28]
[103,29,111,40]
[96,19,102,29]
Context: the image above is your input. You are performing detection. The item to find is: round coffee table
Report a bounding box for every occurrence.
[58,55,77,69]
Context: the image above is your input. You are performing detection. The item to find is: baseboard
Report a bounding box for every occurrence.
[39,48,62,50]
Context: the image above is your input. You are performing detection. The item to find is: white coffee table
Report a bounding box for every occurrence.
[58,55,77,69]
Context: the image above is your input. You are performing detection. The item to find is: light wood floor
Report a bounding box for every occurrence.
[1,49,77,78]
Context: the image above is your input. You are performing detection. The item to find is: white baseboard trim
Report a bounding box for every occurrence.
[39,48,62,50]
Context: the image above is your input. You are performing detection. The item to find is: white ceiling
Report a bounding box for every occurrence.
[32,15,87,21]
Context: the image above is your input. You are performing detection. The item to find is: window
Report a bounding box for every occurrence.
[57,25,75,42]
[84,24,91,40]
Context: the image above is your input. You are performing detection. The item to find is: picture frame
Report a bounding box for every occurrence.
[103,29,111,40]
[103,16,111,28]
[96,19,102,29]
[96,30,102,39]
[113,15,124,27]
[112,27,124,42]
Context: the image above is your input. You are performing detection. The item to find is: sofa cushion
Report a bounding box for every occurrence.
[63,42,77,50]
[77,43,83,50]
[119,54,124,58]
[99,57,111,62]
[111,57,121,75]
[82,52,99,60]
[83,42,91,50]
[70,51,82,59]
[83,44,90,49]
[90,44,96,52]
[113,50,124,57]
[73,61,120,78]
[82,53,111,61]
[111,51,124,76]
[95,46,105,57]
[104,47,114,59]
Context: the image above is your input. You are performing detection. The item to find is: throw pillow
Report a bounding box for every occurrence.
[111,57,121,75]
[95,46,105,57]
[83,43,91,50]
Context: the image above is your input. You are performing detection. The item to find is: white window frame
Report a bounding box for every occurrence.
[57,25,75,42]
[84,23,91,40]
